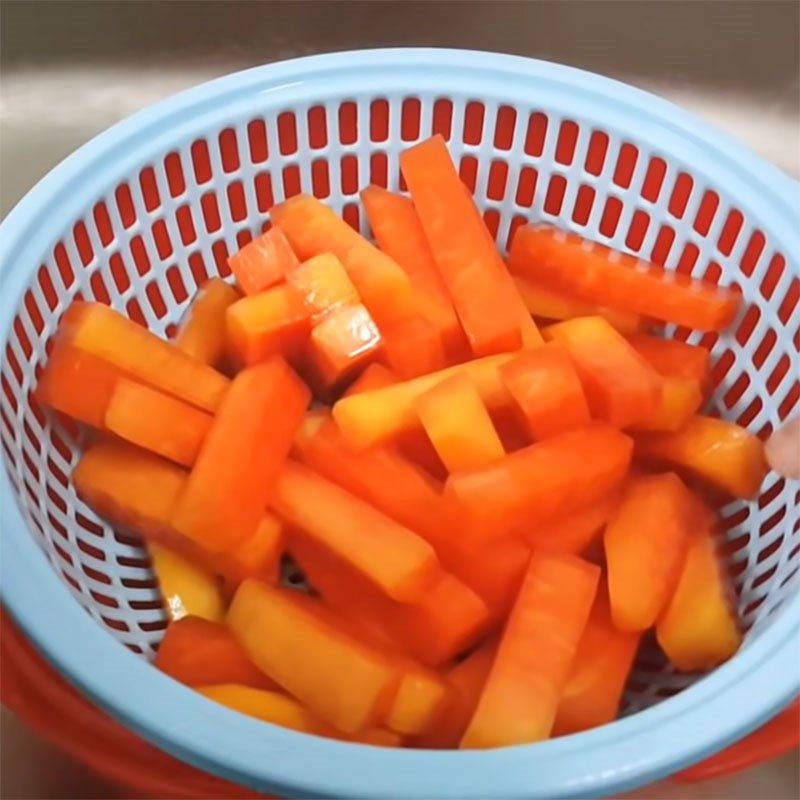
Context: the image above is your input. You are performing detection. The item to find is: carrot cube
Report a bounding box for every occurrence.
[228,226,299,296]
[227,580,400,733]
[544,316,662,428]
[605,473,693,631]
[461,553,600,747]
[416,374,504,472]
[499,345,590,440]
[174,278,240,366]
[656,498,742,671]
[285,253,360,323]
[155,617,279,690]
[272,461,439,602]
[332,352,515,448]
[342,362,397,397]
[447,424,633,529]
[172,358,310,552]
[635,415,768,498]
[509,225,741,331]
[361,185,466,357]
[225,284,311,367]
[60,301,229,412]
[35,342,121,428]
[513,275,645,334]
[104,379,213,467]
[553,584,641,735]
[400,135,541,356]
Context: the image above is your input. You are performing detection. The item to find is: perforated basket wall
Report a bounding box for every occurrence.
[0,52,798,791]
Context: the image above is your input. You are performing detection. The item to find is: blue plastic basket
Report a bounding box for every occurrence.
[1,49,798,799]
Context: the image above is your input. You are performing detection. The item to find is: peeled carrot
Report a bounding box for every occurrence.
[273,461,439,602]
[285,253,360,323]
[635,415,768,498]
[400,135,541,356]
[60,301,229,412]
[35,342,121,428]
[361,185,466,357]
[544,316,662,429]
[633,376,703,432]
[306,303,382,393]
[104,379,213,467]
[626,333,710,385]
[378,315,448,380]
[499,345,590,440]
[332,352,514,448]
[461,553,600,747]
[174,278,240,366]
[416,374,504,472]
[605,473,693,631]
[342,362,397,397]
[513,275,645,334]
[509,225,741,331]
[553,584,641,736]
[172,358,310,552]
[228,226,299,296]
[657,497,742,671]
[223,513,284,588]
[149,543,224,623]
[225,284,311,367]
[446,424,633,532]
[155,617,279,690]
[227,580,400,733]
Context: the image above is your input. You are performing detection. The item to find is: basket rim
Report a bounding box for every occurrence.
[1,48,799,799]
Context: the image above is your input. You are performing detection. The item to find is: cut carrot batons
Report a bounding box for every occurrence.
[60,301,229,412]
[306,303,382,392]
[228,226,299,296]
[499,345,590,440]
[155,617,279,690]
[273,461,439,602]
[271,194,417,326]
[361,185,466,356]
[289,535,488,667]
[415,640,497,748]
[197,684,401,746]
[149,543,224,623]
[379,315,448,379]
[513,275,645,334]
[400,135,541,356]
[544,316,662,429]
[385,663,448,736]
[416,374,504,472]
[225,284,311,367]
[524,492,621,554]
[174,278,240,366]
[461,552,600,748]
[553,585,641,736]
[104,379,213,467]
[73,440,185,541]
[626,333,710,385]
[332,353,514,448]
[635,415,768,498]
[509,225,741,331]
[447,424,633,530]
[35,342,121,428]
[227,580,400,733]
[223,513,284,588]
[657,498,742,671]
[605,473,693,631]
[172,358,310,552]
[633,376,703,432]
[342,363,397,397]
[286,253,360,323]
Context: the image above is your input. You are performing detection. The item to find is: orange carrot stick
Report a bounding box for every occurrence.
[461,553,600,747]
[377,315,448,380]
[626,333,710,384]
[605,473,693,631]
[285,252,360,323]
[174,278,240,366]
[104,379,213,467]
[342,362,397,397]
[509,225,741,331]
[228,226,299,296]
[499,345,590,440]
[172,358,310,552]
[222,513,284,588]
[361,185,466,357]
[400,135,541,356]
[634,415,768,498]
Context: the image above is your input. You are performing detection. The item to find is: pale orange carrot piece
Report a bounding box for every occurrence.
[228,227,299,295]
[285,252,359,323]
[342,362,398,398]
[626,333,710,384]
[174,278,240,366]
